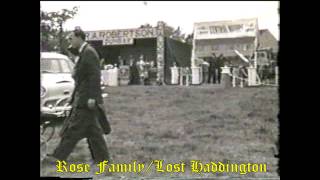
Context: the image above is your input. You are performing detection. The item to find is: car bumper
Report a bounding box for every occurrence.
[41,106,72,118]
[41,93,108,119]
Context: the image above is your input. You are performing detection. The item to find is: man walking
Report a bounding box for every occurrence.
[44,28,111,164]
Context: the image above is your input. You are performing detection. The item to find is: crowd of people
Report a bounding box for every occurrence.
[199,53,277,86]
[200,54,226,84]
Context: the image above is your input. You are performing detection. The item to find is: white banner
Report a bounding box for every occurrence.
[85,27,163,44]
[194,18,258,40]
[103,38,134,46]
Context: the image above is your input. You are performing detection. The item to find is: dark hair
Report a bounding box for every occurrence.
[73,27,86,41]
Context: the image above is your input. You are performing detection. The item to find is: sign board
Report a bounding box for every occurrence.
[85,27,163,45]
[103,38,134,46]
[194,18,258,40]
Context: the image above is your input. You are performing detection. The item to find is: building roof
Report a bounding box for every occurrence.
[257,29,278,53]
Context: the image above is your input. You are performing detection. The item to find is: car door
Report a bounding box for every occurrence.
[41,58,74,107]
[58,58,74,98]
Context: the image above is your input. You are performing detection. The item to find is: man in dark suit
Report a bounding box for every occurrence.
[207,55,216,84]
[45,28,111,164]
[216,54,225,84]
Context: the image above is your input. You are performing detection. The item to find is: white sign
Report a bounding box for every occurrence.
[85,27,163,45]
[103,38,134,46]
[194,18,258,40]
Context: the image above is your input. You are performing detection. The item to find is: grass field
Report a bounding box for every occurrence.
[41,85,279,179]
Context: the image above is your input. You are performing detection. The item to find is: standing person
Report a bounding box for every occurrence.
[212,53,219,84]
[129,55,134,84]
[232,65,240,87]
[44,28,111,164]
[129,55,139,85]
[201,60,209,84]
[216,54,224,84]
[239,65,248,87]
[136,55,146,85]
[207,57,215,84]
[118,56,124,67]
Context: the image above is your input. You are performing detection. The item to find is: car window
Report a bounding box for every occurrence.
[41,59,61,73]
[60,59,72,73]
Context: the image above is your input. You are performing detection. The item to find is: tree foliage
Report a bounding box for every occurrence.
[40,6,78,53]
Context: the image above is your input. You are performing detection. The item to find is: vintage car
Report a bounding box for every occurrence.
[41,52,74,119]
[41,52,108,120]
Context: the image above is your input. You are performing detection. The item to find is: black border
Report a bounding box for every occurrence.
[278,0,307,178]
[5,0,40,178]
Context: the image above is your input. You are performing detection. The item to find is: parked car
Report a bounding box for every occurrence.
[41,52,108,120]
[41,52,74,119]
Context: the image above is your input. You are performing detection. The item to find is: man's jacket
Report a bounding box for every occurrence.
[64,43,111,135]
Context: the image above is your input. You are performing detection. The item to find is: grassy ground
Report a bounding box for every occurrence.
[41,85,279,179]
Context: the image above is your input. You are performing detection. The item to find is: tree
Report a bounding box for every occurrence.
[169,26,186,42]
[40,6,78,53]
[139,23,152,28]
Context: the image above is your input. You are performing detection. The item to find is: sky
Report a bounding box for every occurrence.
[40,1,279,40]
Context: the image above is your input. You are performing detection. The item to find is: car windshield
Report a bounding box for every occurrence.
[41,58,72,73]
